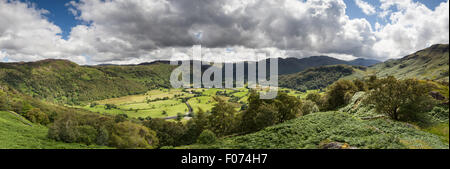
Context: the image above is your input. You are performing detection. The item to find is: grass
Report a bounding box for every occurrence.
[0,111,109,149]
[423,123,449,144]
[188,96,216,113]
[81,87,311,118]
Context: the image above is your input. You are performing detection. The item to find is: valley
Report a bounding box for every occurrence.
[77,87,306,120]
[0,44,449,149]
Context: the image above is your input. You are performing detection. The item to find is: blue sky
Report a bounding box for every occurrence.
[23,0,447,39]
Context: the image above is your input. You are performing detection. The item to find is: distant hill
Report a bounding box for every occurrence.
[140,56,380,75]
[348,58,381,67]
[370,44,449,82]
[279,65,366,91]
[0,59,176,104]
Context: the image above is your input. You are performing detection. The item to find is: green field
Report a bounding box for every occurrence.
[0,111,108,149]
[81,87,309,118]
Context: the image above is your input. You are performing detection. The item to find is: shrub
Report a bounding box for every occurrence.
[301,100,320,115]
[208,97,238,136]
[105,104,117,110]
[143,118,187,147]
[240,91,302,134]
[114,114,128,123]
[366,76,436,121]
[326,80,358,110]
[197,130,216,144]
[109,121,159,149]
[76,125,97,145]
[353,79,368,92]
[306,92,328,111]
[24,108,50,125]
[90,102,99,108]
[0,90,8,111]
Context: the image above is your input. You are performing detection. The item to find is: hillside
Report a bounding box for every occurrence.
[141,56,379,76]
[0,111,108,149]
[0,59,176,104]
[371,44,449,82]
[279,65,367,91]
[180,111,448,149]
[348,58,381,67]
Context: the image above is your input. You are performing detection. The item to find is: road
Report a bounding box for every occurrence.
[163,102,193,120]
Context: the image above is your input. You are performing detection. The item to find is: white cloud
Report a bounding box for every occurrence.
[373,0,449,59]
[64,0,378,62]
[355,0,376,15]
[0,0,89,64]
[0,0,448,64]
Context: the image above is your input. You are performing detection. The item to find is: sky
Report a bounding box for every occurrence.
[0,0,448,65]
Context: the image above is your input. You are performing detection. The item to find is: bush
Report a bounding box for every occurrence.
[326,80,358,110]
[114,114,128,123]
[301,100,320,115]
[143,118,187,147]
[208,97,238,136]
[76,125,97,145]
[306,92,328,111]
[24,108,50,125]
[90,102,99,108]
[109,121,159,149]
[240,91,302,134]
[353,79,368,92]
[366,76,436,121]
[197,130,216,144]
[0,90,8,111]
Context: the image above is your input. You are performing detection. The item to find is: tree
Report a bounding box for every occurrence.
[75,125,97,145]
[326,80,358,110]
[105,104,117,110]
[306,92,327,111]
[240,94,278,133]
[110,121,159,149]
[143,118,186,147]
[193,108,209,133]
[240,91,302,134]
[0,90,8,111]
[114,114,128,123]
[366,75,379,90]
[197,130,216,144]
[24,108,50,125]
[366,76,436,121]
[208,96,237,136]
[353,79,368,92]
[300,100,320,115]
[90,102,99,108]
[176,112,184,121]
[275,92,302,122]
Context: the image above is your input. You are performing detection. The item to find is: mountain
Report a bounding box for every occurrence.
[279,65,366,91]
[370,44,449,82]
[276,56,348,75]
[348,58,381,67]
[0,59,176,104]
[139,56,380,76]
